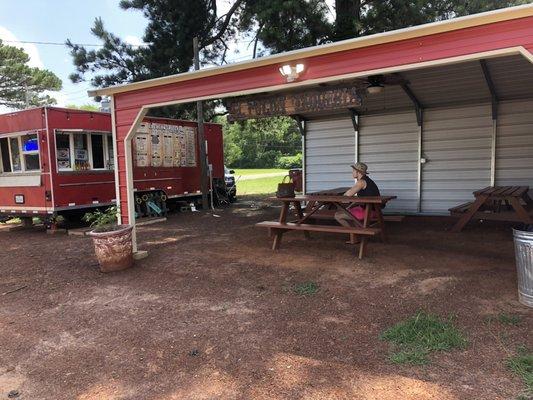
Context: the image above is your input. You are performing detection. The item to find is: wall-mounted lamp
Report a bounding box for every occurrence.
[279,63,305,82]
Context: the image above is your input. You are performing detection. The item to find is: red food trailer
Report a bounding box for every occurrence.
[0,107,224,225]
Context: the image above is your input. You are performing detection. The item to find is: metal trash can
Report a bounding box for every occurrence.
[513,226,533,307]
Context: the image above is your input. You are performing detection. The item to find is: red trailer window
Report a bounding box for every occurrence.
[0,138,11,173]
[56,131,113,172]
[73,133,89,171]
[90,134,105,169]
[9,137,21,172]
[0,134,40,173]
[107,136,114,170]
[21,134,40,171]
[56,133,71,170]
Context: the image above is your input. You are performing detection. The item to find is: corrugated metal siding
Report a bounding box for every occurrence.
[487,56,533,100]
[359,111,419,213]
[421,104,493,214]
[305,117,355,193]
[403,61,490,108]
[360,85,412,114]
[496,99,533,190]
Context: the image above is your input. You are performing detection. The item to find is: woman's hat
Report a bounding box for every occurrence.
[350,162,368,174]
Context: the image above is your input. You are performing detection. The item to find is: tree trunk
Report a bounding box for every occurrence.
[334,0,361,41]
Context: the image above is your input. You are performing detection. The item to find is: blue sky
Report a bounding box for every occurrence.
[0,0,148,108]
[0,0,334,110]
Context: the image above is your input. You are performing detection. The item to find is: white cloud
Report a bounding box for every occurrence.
[0,26,44,68]
[49,90,68,107]
[124,35,144,47]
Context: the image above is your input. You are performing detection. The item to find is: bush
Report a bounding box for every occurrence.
[82,206,118,227]
[277,153,302,169]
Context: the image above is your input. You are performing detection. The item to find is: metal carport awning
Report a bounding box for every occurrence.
[88,4,533,254]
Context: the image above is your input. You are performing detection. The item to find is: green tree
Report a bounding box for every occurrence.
[220,116,301,168]
[0,40,62,109]
[67,1,244,87]
[239,0,331,56]
[66,103,100,111]
[333,0,361,41]
[68,0,528,96]
[362,0,530,36]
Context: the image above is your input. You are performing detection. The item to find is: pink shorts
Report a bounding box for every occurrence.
[349,206,377,221]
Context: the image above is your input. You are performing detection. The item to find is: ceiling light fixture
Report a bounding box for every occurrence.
[367,82,384,95]
[279,63,305,82]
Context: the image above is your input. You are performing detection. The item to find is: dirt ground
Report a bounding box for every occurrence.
[0,198,531,400]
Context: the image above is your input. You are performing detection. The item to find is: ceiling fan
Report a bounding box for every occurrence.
[353,74,409,94]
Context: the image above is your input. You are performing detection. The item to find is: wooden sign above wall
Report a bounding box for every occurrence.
[225,84,362,121]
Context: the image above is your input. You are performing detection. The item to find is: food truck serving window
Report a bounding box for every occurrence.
[55,131,113,172]
[0,133,41,174]
[21,134,40,171]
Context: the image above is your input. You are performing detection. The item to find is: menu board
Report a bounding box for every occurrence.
[172,133,182,167]
[163,126,175,167]
[150,129,163,167]
[134,122,197,168]
[134,134,149,167]
[184,127,197,167]
[178,126,186,167]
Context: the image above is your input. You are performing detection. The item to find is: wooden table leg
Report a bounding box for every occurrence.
[358,205,371,259]
[271,202,290,250]
[304,200,316,212]
[374,204,387,242]
[272,229,283,250]
[279,202,289,223]
[293,201,310,239]
[523,192,533,207]
[509,197,533,225]
[451,195,487,232]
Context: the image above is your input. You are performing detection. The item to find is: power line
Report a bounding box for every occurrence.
[3,40,103,47]
[2,39,147,48]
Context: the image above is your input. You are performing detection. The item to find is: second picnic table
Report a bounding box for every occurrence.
[256,194,396,259]
[450,185,533,232]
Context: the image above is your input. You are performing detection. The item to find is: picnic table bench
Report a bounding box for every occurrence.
[256,194,396,259]
[450,185,533,232]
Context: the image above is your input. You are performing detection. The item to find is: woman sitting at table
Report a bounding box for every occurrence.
[335,162,381,227]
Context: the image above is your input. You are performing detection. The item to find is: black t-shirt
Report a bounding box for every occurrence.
[358,176,380,197]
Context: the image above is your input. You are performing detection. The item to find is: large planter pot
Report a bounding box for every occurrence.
[88,224,134,273]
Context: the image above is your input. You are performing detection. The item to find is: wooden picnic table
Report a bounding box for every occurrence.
[256,194,396,259]
[450,186,533,232]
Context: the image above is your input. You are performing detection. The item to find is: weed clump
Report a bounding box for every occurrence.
[380,311,467,365]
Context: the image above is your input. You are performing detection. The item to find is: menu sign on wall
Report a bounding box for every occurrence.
[133,122,197,168]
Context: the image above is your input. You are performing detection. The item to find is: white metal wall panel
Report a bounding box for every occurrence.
[403,61,490,108]
[496,100,533,190]
[421,104,492,214]
[358,111,419,213]
[488,56,533,100]
[305,117,355,193]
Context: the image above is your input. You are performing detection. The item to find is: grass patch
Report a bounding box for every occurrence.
[507,346,533,395]
[380,311,467,365]
[294,281,319,296]
[233,168,286,176]
[495,312,522,326]
[237,175,282,195]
